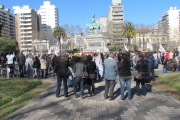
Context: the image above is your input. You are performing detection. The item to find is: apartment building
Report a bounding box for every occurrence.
[107,0,124,47]
[13,5,41,52]
[0,5,15,39]
[38,1,59,42]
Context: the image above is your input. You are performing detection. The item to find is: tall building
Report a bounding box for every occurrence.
[162,7,180,43]
[13,5,41,52]
[0,5,15,39]
[38,1,59,41]
[107,0,124,47]
[152,7,180,48]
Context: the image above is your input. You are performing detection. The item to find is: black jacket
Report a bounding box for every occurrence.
[87,61,96,74]
[33,58,40,68]
[55,58,69,77]
[135,59,148,72]
[52,56,58,68]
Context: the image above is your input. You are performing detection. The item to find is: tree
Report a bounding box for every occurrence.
[122,22,136,49]
[53,26,66,53]
[0,37,18,51]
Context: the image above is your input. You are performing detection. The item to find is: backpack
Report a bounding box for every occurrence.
[153,60,158,69]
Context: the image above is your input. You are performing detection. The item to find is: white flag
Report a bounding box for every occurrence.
[147,42,153,51]
[158,44,166,53]
[48,48,52,54]
[124,44,128,51]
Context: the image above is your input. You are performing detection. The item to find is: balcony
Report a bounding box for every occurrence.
[20,27,32,30]
[20,23,32,26]
[20,31,32,34]
[112,13,123,16]
[20,19,32,22]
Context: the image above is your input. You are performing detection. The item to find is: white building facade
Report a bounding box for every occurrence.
[0,5,15,39]
[161,7,180,42]
[38,1,59,42]
[107,0,124,48]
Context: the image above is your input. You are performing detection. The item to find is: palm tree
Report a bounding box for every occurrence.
[122,22,136,50]
[53,26,66,53]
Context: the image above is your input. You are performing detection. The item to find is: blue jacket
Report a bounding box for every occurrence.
[146,54,155,69]
[104,58,118,80]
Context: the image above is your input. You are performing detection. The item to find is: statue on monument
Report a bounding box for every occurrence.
[86,13,100,32]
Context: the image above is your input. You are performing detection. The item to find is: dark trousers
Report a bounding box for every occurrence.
[56,76,68,97]
[73,77,84,96]
[136,80,146,96]
[104,79,116,98]
[148,68,155,81]
[19,65,24,74]
[87,79,95,95]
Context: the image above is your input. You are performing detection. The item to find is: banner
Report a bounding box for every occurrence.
[124,44,128,51]
[158,44,166,53]
[147,42,153,51]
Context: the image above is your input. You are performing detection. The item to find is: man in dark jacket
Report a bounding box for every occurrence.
[17,51,25,77]
[146,52,155,81]
[54,54,69,98]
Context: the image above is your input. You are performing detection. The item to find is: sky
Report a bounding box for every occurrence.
[1,0,180,32]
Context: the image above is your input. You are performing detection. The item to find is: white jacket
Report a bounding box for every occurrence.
[25,57,34,71]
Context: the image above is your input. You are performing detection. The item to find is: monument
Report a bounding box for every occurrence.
[83,13,105,54]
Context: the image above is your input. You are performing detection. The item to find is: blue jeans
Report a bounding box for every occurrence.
[73,77,84,96]
[56,76,68,97]
[119,76,132,100]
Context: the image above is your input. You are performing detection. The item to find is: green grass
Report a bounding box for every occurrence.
[0,78,51,120]
[157,72,180,91]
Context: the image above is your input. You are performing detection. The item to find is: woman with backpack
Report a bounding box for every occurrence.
[135,54,149,97]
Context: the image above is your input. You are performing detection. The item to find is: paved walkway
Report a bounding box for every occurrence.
[8,68,180,120]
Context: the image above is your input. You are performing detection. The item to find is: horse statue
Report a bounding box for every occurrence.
[86,23,100,31]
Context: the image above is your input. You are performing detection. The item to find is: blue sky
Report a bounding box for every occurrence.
[1,0,180,32]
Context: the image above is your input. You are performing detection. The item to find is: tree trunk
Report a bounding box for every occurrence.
[127,37,130,51]
[59,38,61,54]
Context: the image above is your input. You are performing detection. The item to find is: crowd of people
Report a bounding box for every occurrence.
[0,48,179,101]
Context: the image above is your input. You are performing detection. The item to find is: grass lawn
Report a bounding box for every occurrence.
[0,78,51,120]
[152,72,180,100]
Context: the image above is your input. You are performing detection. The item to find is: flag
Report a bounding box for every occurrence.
[158,44,166,53]
[48,48,52,54]
[147,42,153,51]
[104,44,109,52]
[124,44,128,51]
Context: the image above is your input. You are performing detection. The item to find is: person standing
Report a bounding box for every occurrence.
[72,57,86,99]
[55,54,69,98]
[135,54,149,96]
[146,51,155,81]
[33,56,40,78]
[17,51,25,77]
[118,53,132,100]
[173,48,179,63]
[40,55,47,79]
[104,52,118,101]
[51,54,58,78]
[86,55,96,96]
[25,54,34,78]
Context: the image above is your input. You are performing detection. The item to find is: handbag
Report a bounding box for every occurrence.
[81,65,89,78]
[89,74,96,79]
[133,71,142,80]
